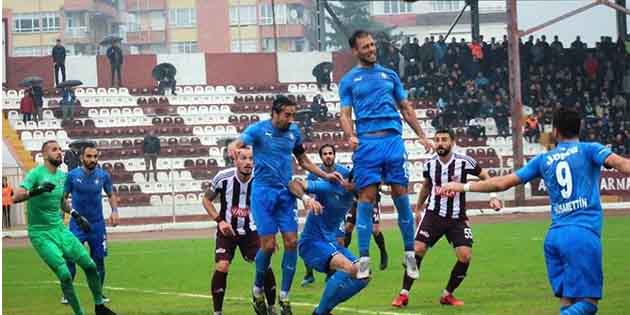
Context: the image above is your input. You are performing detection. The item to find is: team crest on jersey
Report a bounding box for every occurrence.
[95,179,99,185]
[380,72,388,79]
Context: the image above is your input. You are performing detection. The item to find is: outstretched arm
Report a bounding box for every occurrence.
[604,154,630,174]
[443,174,523,193]
[477,169,503,210]
[288,178,322,214]
[295,152,342,183]
[227,138,246,160]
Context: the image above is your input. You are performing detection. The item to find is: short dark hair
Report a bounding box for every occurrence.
[318,143,335,157]
[272,95,297,114]
[348,30,371,48]
[41,140,58,152]
[435,129,455,140]
[552,107,581,138]
[81,142,98,156]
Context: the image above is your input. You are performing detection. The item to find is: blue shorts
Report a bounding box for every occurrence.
[251,183,298,236]
[69,220,108,260]
[544,226,602,299]
[298,238,356,274]
[353,133,408,190]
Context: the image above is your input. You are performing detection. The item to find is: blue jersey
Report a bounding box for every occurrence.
[301,168,354,242]
[64,167,113,224]
[240,119,304,187]
[338,64,407,136]
[515,141,612,236]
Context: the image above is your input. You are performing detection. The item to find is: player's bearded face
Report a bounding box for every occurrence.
[273,106,296,131]
[320,149,335,167]
[354,35,377,66]
[236,150,253,175]
[46,143,63,167]
[82,148,99,170]
[435,135,453,157]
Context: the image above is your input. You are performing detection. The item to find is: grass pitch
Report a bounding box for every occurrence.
[3,216,630,315]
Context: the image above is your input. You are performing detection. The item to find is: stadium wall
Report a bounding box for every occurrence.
[65,56,99,87]
[204,53,278,86]
[276,52,331,83]
[96,55,157,89]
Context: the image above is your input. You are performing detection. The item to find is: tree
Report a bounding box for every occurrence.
[323,1,391,50]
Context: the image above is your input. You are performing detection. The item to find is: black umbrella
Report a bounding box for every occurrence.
[99,35,123,46]
[69,139,97,150]
[57,80,83,88]
[295,109,313,122]
[152,63,177,81]
[217,137,236,147]
[312,62,333,78]
[19,76,43,87]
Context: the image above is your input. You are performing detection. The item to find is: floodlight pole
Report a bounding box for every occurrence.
[506,0,525,206]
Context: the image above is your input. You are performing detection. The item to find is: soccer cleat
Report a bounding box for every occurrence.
[301,275,315,287]
[102,295,110,303]
[391,294,409,308]
[252,293,268,315]
[279,299,292,315]
[60,295,68,305]
[312,309,334,315]
[95,304,117,315]
[267,305,277,315]
[439,293,464,307]
[356,256,371,279]
[404,253,419,279]
[379,251,389,270]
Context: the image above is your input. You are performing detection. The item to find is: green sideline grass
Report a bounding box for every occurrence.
[3,217,630,315]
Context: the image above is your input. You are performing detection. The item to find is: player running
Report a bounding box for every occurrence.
[391,129,502,308]
[442,108,630,315]
[228,95,342,315]
[339,29,433,279]
[61,142,118,305]
[289,171,369,315]
[301,144,348,287]
[203,147,278,315]
[12,140,116,315]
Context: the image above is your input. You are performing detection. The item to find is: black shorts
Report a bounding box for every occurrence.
[345,203,381,225]
[415,211,473,248]
[215,231,260,262]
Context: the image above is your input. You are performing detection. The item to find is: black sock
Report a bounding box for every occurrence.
[211,270,228,312]
[373,232,387,255]
[264,268,276,306]
[344,231,352,247]
[402,255,423,291]
[304,262,314,278]
[446,260,469,294]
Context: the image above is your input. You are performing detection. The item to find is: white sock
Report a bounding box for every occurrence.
[279,291,289,301]
[400,289,410,296]
[253,286,263,298]
[442,289,451,297]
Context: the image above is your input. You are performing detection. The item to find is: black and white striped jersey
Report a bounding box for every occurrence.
[211,168,256,235]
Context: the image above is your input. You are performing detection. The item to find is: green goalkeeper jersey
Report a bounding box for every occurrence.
[20,165,66,232]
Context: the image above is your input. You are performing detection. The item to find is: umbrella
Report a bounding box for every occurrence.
[295,109,313,121]
[312,62,333,78]
[217,137,236,147]
[152,63,177,81]
[99,35,123,46]
[19,76,43,87]
[69,139,97,150]
[57,80,83,88]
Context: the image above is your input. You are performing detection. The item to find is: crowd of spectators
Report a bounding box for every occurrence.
[377,34,630,155]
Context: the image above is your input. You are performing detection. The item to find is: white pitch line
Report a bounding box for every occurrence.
[7,281,425,315]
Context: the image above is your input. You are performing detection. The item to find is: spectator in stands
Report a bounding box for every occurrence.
[19,90,34,123]
[419,37,434,71]
[3,176,13,229]
[31,85,44,123]
[52,39,67,87]
[468,39,483,61]
[61,87,77,121]
[107,41,124,87]
[311,94,328,122]
[433,35,447,65]
[467,118,486,138]
[64,144,81,171]
[404,59,419,82]
[316,66,332,92]
[158,73,177,96]
[611,133,627,155]
[400,37,415,62]
[143,130,160,182]
[524,114,541,143]
[584,53,599,81]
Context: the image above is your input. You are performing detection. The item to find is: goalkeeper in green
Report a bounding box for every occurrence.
[13,140,116,315]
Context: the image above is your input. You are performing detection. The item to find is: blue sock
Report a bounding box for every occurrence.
[94,258,105,287]
[357,201,374,257]
[254,249,273,288]
[315,271,347,314]
[561,301,598,315]
[326,273,368,311]
[393,195,414,251]
[280,249,297,294]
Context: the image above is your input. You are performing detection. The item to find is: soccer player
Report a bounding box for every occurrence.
[203,147,277,315]
[339,29,433,279]
[62,142,118,305]
[301,144,348,287]
[391,129,502,308]
[12,140,116,315]
[288,172,369,315]
[442,108,630,315]
[343,187,388,270]
[228,95,342,315]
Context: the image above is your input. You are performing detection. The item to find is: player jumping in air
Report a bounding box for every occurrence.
[443,108,630,315]
[203,147,278,315]
[62,142,119,305]
[289,170,369,315]
[228,95,342,315]
[391,129,502,308]
[339,29,433,279]
[12,140,116,315]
